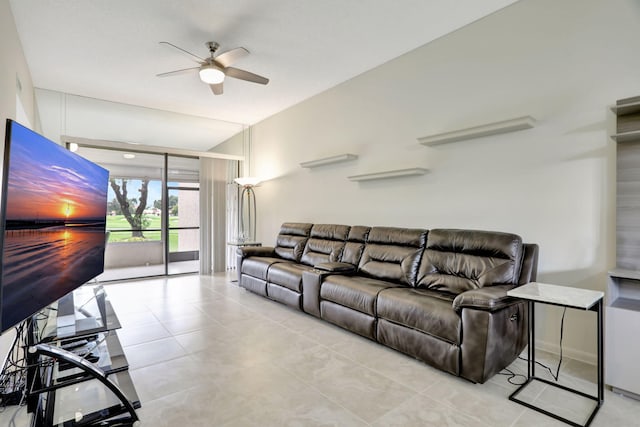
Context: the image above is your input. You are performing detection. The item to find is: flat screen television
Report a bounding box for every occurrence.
[0,119,109,333]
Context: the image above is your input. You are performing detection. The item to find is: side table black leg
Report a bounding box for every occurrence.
[529,300,535,378]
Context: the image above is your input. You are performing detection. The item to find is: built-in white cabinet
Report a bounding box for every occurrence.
[607,269,640,398]
[607,96,640,399]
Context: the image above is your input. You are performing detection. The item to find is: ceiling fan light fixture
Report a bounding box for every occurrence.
[199,64,225,84]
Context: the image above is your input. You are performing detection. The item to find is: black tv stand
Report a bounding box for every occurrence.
[59,338,90,350]
[21,285,140,427]
[28,344,139,426]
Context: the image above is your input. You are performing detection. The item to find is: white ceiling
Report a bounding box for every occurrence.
[10,0,518,134]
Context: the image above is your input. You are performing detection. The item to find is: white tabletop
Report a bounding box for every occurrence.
[227,241,261,246]
[507,282,604,310]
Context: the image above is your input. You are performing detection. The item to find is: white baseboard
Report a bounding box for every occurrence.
[535,339,597,366]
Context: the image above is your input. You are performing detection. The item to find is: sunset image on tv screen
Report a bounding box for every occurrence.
[1,121,109,331]
[5,125,108,226]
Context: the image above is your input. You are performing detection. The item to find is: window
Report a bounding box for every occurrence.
[71,146,201,280]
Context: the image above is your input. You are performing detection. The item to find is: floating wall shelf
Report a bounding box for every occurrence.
[417,116,536,146]
[611,100,640,116]
[609,268,640,281]
[300,153,358,168]
[611,96,640,144]
[611,130,640,143]
[348,167,428,182]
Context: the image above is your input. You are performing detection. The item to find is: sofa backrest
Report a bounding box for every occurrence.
[300,224,351,266]
[416,229,524,294]
[358,227,427,285]
[518,243,539,285]
[340,226,371,266]
[274,222,313,262]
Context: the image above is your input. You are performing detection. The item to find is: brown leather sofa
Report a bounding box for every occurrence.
[236,222,538,384]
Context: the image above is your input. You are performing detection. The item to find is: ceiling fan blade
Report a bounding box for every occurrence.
[156,67,200,78]
[215,47,249,68]
[159,41,205,63]
[225,67,269,85]
[210,83,223,95]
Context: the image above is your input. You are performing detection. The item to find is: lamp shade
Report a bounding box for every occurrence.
[234,177,261,187]
[199,64,225,84]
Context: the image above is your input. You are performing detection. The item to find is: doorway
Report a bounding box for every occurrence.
[71,145,200,281]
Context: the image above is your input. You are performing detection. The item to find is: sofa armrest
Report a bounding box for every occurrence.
[314,262,357,273]
[301,265,354,318]
[452,285,519,312]
[459,299,528,383]
[235,246,277,282]
[236,246,276,258]
[301,270,325,318]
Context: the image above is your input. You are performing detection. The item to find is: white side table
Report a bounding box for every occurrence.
[227,241,262,247]
[507,282,604,427]
[227,241,262,282]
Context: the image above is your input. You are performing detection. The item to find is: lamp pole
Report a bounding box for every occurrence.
[239,184,257,241]
[235,177,260,242]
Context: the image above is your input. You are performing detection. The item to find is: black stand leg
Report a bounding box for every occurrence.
[509,299,604,427]
[529,300,535,378]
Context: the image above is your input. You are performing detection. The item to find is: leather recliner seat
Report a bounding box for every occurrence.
[319,226,426,340]
[237,222,538,384]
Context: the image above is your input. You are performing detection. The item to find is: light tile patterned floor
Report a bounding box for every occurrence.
[3,273,640,426]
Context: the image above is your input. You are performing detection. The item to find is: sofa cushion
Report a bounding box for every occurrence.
[299,224,350,266]
[241,257,289,280]
[321,301,377,339]
[417,229,523,294]
[274,222,313,261]
[358,227,427,285]
[308,223,351,240]
[377,319,460,376]
[267,262,315,292]
[377,288,461,345]
[321,275,402,316]
[340,226,371,266]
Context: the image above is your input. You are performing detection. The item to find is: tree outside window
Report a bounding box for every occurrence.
[107,178,182,244]
[109,178,150,238]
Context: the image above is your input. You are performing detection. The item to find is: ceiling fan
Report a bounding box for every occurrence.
[157,41,269,95]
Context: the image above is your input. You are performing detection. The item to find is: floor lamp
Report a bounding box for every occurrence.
[234,177,261,242]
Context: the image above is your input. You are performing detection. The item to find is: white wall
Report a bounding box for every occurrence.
[0,0,37,367]
[221,0,640,362]
[35,88,245,151]
[0,0,36,131]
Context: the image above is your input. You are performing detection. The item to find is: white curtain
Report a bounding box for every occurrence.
[225,161,240,270]
[199,158,228,274]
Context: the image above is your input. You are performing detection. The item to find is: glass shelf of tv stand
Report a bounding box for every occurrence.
[46,369,140,426]
[49,330,129,382]
[28,285,140,426]
[37,284,121,343]
[33,332,140,427]
[36,332,141,427]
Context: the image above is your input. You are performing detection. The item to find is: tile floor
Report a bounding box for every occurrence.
[4,273,640,426]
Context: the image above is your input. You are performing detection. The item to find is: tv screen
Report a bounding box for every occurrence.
[0,119,109,332]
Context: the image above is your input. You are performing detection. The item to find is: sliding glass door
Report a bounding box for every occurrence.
[73,145,200,280]
[166,157,200,275]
